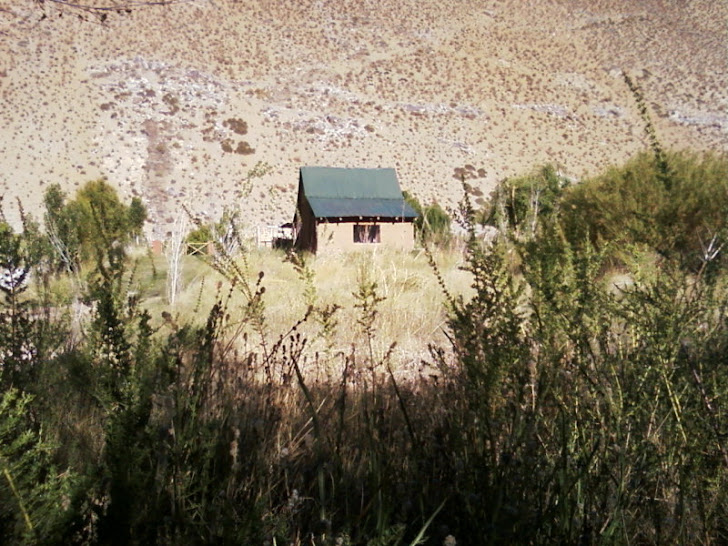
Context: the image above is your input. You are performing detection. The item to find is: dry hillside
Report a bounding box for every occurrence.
[1,0,726,238]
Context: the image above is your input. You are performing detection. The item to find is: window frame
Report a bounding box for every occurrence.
[353,224,381,244]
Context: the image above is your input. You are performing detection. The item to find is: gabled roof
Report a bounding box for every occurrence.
[299,166,418,220]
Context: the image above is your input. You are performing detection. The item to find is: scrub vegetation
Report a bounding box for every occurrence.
[2,138,728,543]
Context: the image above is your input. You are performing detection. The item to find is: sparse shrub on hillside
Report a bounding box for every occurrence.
[223,117,248,135]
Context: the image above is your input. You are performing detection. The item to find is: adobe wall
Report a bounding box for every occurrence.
[316,222,415,252]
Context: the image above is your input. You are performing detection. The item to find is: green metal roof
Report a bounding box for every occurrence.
[307,197,417,219]
[300,167,418,219]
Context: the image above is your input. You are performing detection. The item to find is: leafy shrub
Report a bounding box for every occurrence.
[184,223,212,248]
[0,388,77,544]
[43,180,147,272]
[560,150,728,269]
[0,220,53,390]
[403,191,452,246]
[426,195,728,542]
[479,164,569,238]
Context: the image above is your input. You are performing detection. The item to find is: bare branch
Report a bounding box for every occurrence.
[43,0,192,11]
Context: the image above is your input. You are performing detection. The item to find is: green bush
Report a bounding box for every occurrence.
[403,191,452,246]
[426,202,728,542]
[560,150,728,270]
[479,164,569,238]
[0,389,77,544]
[43,180,147,272]
[185,224,212,247]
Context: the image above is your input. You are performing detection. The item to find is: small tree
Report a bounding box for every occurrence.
[403,191,451,246]
[75,180,133,260]
[43,185,81,274]
[0,388,77,544]
[127,197,148,243]
[44,180,145,272]
[480,164,569,239]
[0,222,35,389]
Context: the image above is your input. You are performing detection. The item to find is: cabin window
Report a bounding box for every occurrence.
[353,224,381,243]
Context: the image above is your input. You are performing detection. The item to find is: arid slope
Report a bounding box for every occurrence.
[1,0,726,237]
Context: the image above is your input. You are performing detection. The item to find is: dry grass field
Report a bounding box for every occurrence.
[1,0,726,238]
[124,244,473,378]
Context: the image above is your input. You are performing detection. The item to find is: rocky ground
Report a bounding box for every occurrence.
[1,0,726,239]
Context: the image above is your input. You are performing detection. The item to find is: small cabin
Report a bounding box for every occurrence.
[293,166,418,253]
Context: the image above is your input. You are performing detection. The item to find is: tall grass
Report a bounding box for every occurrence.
[139,247,471,370]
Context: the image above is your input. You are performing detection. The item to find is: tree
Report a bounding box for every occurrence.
[0,389,77,544]
[559,150,728,269]
[166,213,188,307]
[480,164,569,239]
[44,185,81,274]
[44,180,144,272]
[75,180,132,256]
[127,197,148,242]
[0,222,40,389]
[403,191,451,246]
